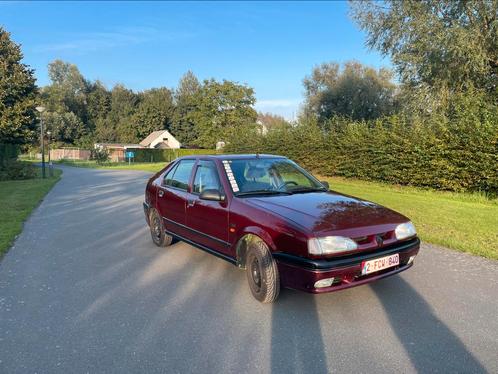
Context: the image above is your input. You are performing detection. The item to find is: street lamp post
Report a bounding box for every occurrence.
[36,106,46,178]
[47,130,53,177]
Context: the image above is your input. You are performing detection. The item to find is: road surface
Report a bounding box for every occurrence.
[1,165,497,373]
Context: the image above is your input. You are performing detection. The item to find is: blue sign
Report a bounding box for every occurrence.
[125,151,135,158]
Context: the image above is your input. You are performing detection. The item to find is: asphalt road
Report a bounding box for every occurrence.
[1,166,497,374]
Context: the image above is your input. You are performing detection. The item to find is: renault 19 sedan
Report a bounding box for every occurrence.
[143,154,420,303]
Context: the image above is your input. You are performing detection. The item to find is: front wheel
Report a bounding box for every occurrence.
[246,239,280,303]
[149,209,173,247]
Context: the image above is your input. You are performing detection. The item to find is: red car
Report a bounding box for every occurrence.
[144,154,419,303]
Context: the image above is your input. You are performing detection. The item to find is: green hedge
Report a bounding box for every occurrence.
[224,92,498,195]
[126,148,219,162]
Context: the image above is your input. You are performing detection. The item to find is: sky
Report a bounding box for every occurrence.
[0,1,388,119]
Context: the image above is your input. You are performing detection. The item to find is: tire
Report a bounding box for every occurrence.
[149,209,173,247]
[246,239,280,303]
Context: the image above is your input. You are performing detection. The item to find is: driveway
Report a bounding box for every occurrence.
[1,165,497,373]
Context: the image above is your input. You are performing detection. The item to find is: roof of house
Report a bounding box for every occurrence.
[139,130,170,147]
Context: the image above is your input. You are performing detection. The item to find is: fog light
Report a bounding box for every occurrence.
[407,255,416,265]
[314,278,335,288]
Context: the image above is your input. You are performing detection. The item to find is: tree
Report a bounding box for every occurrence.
[193,79,258,148]
[42,60,89,124]
[86,80,111,132]
[171,71,201,146]
[43,111,86,144]
[94,84,139,142]
[303,61,398,124]
[350,0,498,100]
[130,87,175,142]
[0,27,38,145]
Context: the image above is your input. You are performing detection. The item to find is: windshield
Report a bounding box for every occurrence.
[223,158,326,196]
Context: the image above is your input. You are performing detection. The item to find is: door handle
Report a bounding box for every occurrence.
[158,189,164,197]
[187,199,195,207]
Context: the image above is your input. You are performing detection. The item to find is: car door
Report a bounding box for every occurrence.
[156,159,196,237]
[186,160,231,255]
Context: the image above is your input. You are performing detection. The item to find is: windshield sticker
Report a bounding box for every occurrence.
[223,160,239,192]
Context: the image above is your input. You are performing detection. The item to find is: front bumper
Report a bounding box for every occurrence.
[273,237,420,293]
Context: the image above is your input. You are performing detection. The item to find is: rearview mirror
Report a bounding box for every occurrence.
[199,189,225,201]
[320,181,330,190]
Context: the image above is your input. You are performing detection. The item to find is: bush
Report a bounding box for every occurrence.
[0,161,37,181]
[224,91,498,195]
[90,148,110,164]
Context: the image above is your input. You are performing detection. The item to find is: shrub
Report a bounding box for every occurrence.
[0,161,37,181]
[90,148,110,164]
[224,91,498,195]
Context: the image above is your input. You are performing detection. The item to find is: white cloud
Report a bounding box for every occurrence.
[33,26,195,54]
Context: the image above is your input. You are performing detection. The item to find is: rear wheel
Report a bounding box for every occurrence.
[246,239,280,303]
[149,209,173,247]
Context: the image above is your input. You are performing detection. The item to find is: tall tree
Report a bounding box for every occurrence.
[86,80,111,132]
[193,79,257,148]
[94,84,139,142]
[0,27,38,144]
[350,0,498,100]
[171,71,201,146]
[303,61,398,124]
[130,87,175,142]
[42,60,89,124]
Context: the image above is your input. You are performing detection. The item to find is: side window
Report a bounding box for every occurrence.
[164,160,195,190]
[163,163,178,185]
[193,161,222,194]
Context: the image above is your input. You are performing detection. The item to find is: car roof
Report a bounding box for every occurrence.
[177,153,287,160]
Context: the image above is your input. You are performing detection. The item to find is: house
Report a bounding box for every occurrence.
[139,130,181,149]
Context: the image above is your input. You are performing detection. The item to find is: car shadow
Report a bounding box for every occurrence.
[271,289,329,374]
[371,276,486,373]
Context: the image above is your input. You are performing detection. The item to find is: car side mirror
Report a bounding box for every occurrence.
[199,189,225,201]
[320,181,329,190]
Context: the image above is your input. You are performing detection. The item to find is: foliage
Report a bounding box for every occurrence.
[350,0,498,105]
[130,88,175,142]
[0,143,20,165]
[0,27,38,145]
[0,160,37,181]
[43,111,86,143]
[90,148,110,164]
[302,61,398,124]
[193,79,258,148]
[225,90,498,194]
[171,71,201,146]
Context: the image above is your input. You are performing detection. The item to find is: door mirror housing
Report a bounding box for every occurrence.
[320,181,330,190]
[199,189,225,201]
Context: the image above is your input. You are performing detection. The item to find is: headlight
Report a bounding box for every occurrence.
[395,222,417,240]
[308,236,357,255]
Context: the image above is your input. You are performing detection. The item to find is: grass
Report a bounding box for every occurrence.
[48,159,498,260]
[0,168,62,257]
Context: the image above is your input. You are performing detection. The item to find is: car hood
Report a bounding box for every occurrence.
[244,191,409,235]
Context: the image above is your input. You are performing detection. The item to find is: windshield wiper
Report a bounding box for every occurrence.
[236,190,292,197]
[288,187,327,194]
